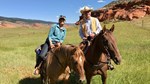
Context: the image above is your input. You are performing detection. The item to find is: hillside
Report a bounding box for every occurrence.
[0,16,74,28]
[0,16,56,28]
[104,0,150,8]
[91,0,150,22]
[0,16,54,24]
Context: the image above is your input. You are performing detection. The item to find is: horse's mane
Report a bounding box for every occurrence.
[49,44,85,68]
[91,29,110,46]
[90,30,103,46]
[53,44,82,57]
[65,44,84,57]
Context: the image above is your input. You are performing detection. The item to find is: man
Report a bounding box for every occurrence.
[79,6,114,70]
[34,15,67,75]
[79,6,102,41]
[79,6,102,51]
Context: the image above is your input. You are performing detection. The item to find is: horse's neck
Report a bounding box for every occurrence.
[85,37,105,63]
[53,48,69,69]
[59,47,74,69]
[90,38,103,55]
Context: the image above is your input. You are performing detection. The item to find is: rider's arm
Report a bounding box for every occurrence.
[48,24,57,48]
[95,18,102,35]
[48,24,56,41]
[60,28,66,43]
[79,25,86,39]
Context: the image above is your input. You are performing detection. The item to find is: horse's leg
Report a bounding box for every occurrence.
[63,79,69,84]
[85,73,92,84]
[101,73,107,84]
[50,79,56,84]
[63,73,70,84]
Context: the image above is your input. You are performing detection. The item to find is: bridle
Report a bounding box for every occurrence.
[85,31,113,69]
[93,37,112,68]
[103,46,112,67]
[101,32,113,66]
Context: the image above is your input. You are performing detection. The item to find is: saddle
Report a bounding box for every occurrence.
[34,44,56,75]
[80,36,92,54]
[35,43,61,64]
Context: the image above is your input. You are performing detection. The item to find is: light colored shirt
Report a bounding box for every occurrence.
[48,24,66,44]
[79,17,102,39]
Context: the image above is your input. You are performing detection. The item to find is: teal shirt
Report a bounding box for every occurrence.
[48,24,66,44]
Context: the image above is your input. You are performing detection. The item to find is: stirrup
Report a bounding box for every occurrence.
[34,61,43,75]
[108,64,114,70]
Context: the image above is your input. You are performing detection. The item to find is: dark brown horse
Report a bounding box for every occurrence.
[82,25,122,84]
[75,15,83,25]
[40,44,85,84]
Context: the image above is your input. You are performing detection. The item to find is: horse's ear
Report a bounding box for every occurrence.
[72,47,77,54]
[103,25,106,32]
[110,24,115,32]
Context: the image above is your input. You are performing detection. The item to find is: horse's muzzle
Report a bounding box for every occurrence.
[78,79,86,84]
[113,56,121,65]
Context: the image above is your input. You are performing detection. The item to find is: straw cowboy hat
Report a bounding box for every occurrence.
[80,6,93,14]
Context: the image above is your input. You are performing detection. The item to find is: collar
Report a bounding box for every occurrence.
[86,16,91,20]
[56,23,65,30]
[85,17,93,22]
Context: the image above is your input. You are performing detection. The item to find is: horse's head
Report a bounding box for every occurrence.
[70,46,85,83]
[75,15,84,25]
[98,25,122,65]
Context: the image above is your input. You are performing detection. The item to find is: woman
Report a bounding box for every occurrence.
[34,15,67,75]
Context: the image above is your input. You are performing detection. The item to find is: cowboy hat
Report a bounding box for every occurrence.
[80,6,93,14]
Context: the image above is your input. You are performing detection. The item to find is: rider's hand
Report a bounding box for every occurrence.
[83,37,87,40]
[90,33,95,39]
[56,42,61,47]
[49,40,55,48]
[50,44,55,49]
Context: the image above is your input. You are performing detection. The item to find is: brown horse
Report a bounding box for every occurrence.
[82,25,122,84]
[75,15,83,25]
[40,44,85,84]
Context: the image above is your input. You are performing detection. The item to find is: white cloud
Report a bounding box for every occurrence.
[97,0,105,3]
[56,16,59,19]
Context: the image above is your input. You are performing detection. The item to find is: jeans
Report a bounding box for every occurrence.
[39,43,49,59]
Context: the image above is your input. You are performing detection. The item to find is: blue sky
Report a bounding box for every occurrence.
[0,0,114,23]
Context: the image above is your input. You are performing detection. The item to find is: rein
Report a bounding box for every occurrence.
[50,49,65,70]
[94,40,112,67]
[49,47,75,71]
[93,49,111,68]
[103,46,112,65]
[85,34,112,69]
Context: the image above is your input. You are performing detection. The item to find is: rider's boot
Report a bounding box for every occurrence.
[108,62,114,70]
[34,56,43,75]
[108,64,114,70]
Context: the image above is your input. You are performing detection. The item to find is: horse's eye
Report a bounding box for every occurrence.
[74,61,78,65]
[103,38,107,42]
[103,39,108,45]
[104,39,108,43]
